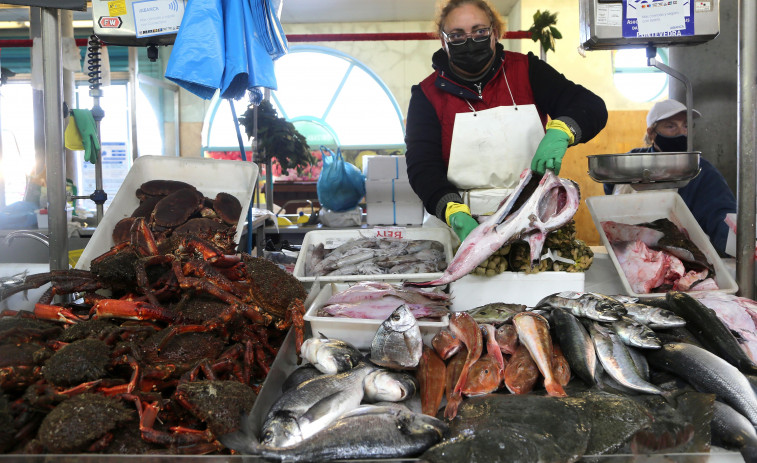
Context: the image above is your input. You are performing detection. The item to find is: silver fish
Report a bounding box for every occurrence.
[410,168,580,287]
[536,291,626,322]
[225,405,447,461]
[281,364,322,393]
[626,346,650,381]
[647,342,757,426]
[300,337,363,375]
[550,307,598,386]
[363,370,417,402]
[623,302,686,329]
[259,362,376,448]
[711,401,757,460]
[610,316,662,349]
[370,305,423,370]
[588,322,663,395]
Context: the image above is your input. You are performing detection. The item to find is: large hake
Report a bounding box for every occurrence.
[410,168,579,286]
[647,342,757,426]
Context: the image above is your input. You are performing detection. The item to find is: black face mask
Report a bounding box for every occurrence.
[654,133,688,152]
[448,38,494,75]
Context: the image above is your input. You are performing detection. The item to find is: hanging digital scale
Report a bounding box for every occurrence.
[91,0,186,47]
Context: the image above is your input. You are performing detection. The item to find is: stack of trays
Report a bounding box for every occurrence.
[363,155,424,226]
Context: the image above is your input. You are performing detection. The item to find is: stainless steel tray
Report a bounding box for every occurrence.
[587,151,700,186]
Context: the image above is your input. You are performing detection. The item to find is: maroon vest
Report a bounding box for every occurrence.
[419,52,546,165]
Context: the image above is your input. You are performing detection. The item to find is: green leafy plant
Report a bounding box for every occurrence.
[529,10,562,56]
[238,100,314,172]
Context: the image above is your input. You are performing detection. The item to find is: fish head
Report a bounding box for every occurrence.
[399,411,449,440]
[260,411,302,448]
[650,310,686,328]
[593,302,624,321]
[630,329,662,349]
[364,370,418,402]
[461,356,503,396]
[382,304,418,333]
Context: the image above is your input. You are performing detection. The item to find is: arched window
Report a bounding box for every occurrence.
[612,48,668,102]
[202,45,406,155]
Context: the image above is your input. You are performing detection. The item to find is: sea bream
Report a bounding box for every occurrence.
[258,362,377,448]
[409,168,580,287]
[370,305,423,370]
[299,336,363,375]
[224,405,447,461]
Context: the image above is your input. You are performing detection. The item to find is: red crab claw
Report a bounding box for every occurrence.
[90,299,176,323]
[33,303,87,324]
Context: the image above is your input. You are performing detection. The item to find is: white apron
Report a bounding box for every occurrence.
[447,69,545,216]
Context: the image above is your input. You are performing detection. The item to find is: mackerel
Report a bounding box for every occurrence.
[588,322,663,395]
[536,291,626,322]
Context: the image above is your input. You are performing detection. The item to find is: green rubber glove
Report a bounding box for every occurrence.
[531,128,570,175]
[446,202,479,242]
[71,109,101,164]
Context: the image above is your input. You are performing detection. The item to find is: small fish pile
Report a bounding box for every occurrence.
[316,281,451,321]
[537,291,686,395]
[602,219,717,293]
[304,237,447,277]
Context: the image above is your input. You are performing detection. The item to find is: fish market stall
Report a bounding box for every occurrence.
[0,165,755,461]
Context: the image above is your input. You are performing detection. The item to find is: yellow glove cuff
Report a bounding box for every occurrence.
[445,202,471,226]
[546,119,575,145]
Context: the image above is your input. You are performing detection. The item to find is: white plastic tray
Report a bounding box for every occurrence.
[586,191,738,298]
[76,156,258,270]
[304,282,449,350]
[449,271,586,309]
[293,227,454,284]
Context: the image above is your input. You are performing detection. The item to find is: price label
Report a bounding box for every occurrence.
[373,227,406,240]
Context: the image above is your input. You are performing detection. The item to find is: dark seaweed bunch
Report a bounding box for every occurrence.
[238,100,315,172]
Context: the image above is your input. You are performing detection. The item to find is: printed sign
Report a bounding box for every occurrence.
[98,17,123,29]
[374,227,406,240]
[80,142,130,211]
[622,0,694,38]
[132,0,185,38]
[108,0,128,16]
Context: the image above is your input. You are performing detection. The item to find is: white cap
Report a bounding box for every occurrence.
[646,99,701,127]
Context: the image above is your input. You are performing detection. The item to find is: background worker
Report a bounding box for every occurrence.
[405,0,608,243]
[604,99,736,255]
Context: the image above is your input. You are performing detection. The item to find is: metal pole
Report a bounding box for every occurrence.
[41,8,67,271]
[737,0,757,298]
[128,47,139,161]
[647,46,695,152]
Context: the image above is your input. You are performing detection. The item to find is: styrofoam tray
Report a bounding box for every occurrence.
[75,156,258,271]
[450,271,586,309]
[586,191,738,298]
[304,282,450,350]
[293,227,454,284]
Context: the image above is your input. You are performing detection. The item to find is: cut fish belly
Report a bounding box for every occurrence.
[611,240,667,294]
[602,221,664,248]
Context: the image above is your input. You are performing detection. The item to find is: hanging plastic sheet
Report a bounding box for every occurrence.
[165,0,288,101]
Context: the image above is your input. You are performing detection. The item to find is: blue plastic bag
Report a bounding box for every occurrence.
[316,146,366,213]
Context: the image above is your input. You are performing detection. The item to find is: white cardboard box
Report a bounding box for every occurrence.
[449,271,586,309]
[293,227,454,284]
[586,191,738,298]
[362,155,408,180]
[304,282,449,350]
[75,156,258,270]
[366,201,424,226]
[365,178,419,203]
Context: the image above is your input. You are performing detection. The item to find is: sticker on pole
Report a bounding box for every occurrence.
[98,16,123,28]
[132,0,185,38]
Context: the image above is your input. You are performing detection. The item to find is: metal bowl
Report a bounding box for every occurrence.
[587,151,701,185]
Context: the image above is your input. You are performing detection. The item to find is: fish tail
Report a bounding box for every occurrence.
[444,392,462,420]
[544,378,567,397]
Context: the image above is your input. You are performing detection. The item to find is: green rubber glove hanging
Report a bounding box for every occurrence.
[70,109,101,164]
[530,120,574,175]
[446,202,479,242]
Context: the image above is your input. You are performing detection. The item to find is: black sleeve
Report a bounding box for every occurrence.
[527,52,608,144]
[404,84,462,219]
